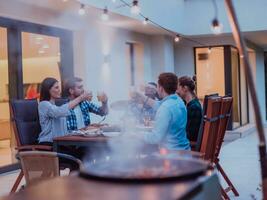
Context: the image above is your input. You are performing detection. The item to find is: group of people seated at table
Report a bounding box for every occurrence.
[37,72,203,152]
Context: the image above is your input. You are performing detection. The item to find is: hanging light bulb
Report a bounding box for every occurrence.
[101,7,109,21]
[78,4,86,16]
[174,34,180,43]
[131,0,140,15]
[143,18,149,25]
[211,18,223,34]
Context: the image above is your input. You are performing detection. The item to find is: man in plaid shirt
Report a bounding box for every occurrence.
[63,77,108,131]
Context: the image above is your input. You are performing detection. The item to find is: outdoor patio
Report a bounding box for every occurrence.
[0,129,263,200]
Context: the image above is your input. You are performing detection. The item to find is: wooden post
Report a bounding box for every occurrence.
[224,0,267,198]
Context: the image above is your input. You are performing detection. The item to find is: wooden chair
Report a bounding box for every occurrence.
[18,151,82,187]
[197,96,228,199]
[214,97,239,199]
[9,99,52,193]
[199,96,222,161]
[199,96,239,200]
[191,93,219,151]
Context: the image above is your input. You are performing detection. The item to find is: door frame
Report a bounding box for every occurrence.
[194,45,249,130]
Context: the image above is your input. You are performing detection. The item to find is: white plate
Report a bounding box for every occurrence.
[70,128,101,137]
[135,125,153,131]
[102,132,122,137]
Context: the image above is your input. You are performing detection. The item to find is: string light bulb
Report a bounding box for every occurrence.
[143,18,149,25]
[211,18,223,34]
[101,7,109,21]
[78,4,86,15]
[174,34,180,43]
[131,0,140,15]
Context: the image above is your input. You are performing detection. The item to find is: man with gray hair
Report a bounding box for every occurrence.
[63,77,108,131]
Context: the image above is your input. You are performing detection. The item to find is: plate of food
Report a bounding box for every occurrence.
[102,131,122,137]
[100,124,122,132]
[135,125,153,131]
[72,127,102,137]
[90,123,109,128]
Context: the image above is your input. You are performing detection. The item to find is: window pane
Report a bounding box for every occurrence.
[0,27,15,167]
[21,32,61,100]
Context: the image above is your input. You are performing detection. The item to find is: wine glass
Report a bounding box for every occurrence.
[143,111,151,127]
[88,91,93,101]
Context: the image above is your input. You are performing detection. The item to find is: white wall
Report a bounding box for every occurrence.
[247,42,266,123]
[72,22,154,103]
[150,35,175,80]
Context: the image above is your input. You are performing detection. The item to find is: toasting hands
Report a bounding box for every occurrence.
[97,92,108,104]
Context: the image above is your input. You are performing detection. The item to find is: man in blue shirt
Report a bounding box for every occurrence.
[143,73,190,150]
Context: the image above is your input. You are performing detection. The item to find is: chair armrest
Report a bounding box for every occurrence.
[16,145,52,151]
[57,153,83,169]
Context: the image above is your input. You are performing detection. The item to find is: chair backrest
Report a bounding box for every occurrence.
[194,93,219,151]
[10,99,41,147]
[202,93,219,114]
[215,96,233,158]
[18,151,59,186]
[200,96,222,161]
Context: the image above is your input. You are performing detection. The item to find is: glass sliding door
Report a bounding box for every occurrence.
[195,46,249,130]
[21,32,61,100]
[195,47,225,101]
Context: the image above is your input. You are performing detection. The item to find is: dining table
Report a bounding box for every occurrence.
[52,135,109,152]
[52,124,156,155]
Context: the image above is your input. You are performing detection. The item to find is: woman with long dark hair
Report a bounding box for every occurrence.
[177,76,203,142]
[38,77,90,145]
